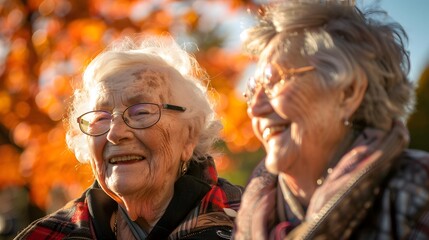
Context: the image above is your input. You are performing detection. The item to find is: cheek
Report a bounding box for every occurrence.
[147,125,179,174]
[89,136,105,159]
[251,118,263,141]
[273,83,317,122]
[88,137,107,174]
[152,124,171,153]
[274,84,338,137]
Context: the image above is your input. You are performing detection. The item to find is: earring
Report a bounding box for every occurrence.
[343,118,352,127]
[180,161,188,176]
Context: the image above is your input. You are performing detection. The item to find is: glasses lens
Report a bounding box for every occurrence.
[263,64,283,97]
[78,111,111,136]
[125,103,161,129]
[245,77,258,104]
[263,64,273,82]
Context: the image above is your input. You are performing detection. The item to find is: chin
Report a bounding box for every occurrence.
[265,153,283,174]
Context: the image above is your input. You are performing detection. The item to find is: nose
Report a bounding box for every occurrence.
[247,87,273,118]
[106,114,132,144]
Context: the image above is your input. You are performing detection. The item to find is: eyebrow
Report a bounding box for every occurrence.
[93,95,144,110]
[128,95,142,103]
[125,94,155,105]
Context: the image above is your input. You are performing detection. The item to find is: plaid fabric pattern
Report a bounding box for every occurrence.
[169,176,243,239]
[15,156,242,240]
[351,150,429,240]
[14,198,93,240]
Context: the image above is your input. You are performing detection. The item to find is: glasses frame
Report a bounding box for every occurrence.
[244,63,315,104]
[77,103,186,136]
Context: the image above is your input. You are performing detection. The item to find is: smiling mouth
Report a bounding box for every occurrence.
[109,155,145,164]
[262,125,289,140]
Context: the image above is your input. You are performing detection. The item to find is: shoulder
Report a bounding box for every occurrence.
[388,149,429,192]
[197,155,244,211]
[167,175,242,240]
[199,178,242,216]
[386,149,429,208]
[14,191,93,239]
[216,178,243,206]
[383,149,429,238]
[171,179,242,240]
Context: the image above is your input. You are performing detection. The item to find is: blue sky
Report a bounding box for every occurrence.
[362,0,429,82]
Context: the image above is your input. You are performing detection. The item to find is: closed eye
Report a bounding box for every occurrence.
[92,113,111,123]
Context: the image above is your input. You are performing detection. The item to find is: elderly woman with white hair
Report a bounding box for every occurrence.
[234,1,429,239]
[15,36,242,240]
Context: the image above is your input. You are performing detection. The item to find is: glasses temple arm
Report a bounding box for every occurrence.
[162,104,186,112]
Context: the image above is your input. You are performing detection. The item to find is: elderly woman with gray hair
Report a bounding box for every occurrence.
[234,1,429,239]
[15,36,242,240]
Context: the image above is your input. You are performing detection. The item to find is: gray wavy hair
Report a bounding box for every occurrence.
[65,35,222,163]
[242,1,415,128]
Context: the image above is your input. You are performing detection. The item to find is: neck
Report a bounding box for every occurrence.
[118,186,174,232]
[282,128,358,207]
[281,173,316,207]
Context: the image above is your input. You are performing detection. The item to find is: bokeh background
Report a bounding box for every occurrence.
[0,0,428,238]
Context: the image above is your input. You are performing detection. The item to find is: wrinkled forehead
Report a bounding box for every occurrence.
[88,65,182,105]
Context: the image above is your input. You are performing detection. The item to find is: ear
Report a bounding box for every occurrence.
[339,75,368,119]
[181,140,196,162]
[180,125,198,162]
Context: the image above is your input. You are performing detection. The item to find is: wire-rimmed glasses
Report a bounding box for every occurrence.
[77,103,186,136]
[244,63,315,104]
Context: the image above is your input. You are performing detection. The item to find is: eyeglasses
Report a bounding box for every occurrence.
[77,103,186,136]
[244,63,315,104]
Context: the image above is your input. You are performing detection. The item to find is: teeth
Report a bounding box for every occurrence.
[263,126,287,139]
[109,155,143,163]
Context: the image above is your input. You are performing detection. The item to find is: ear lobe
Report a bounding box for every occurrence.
[340,75,368,119]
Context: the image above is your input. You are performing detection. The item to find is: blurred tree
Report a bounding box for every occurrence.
[0,0,263,218]
[408,64,429,151]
